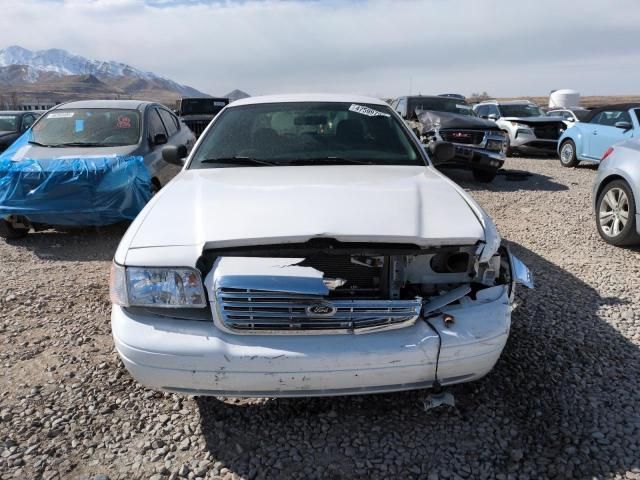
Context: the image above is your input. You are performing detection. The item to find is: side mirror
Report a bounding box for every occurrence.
[614,121,632,131]
[567,117,575,122]
[162,145,188,166]
[153,133,168,146]
[487,113,498,120]
[428,141,455,165]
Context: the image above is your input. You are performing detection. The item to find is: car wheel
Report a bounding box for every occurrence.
[503,134,512,157]
[472,168,498,183]
[0,218,29,240]
[559,140,578,167]
[596,180,640,246]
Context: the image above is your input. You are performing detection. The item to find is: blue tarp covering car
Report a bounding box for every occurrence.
[0,100,195,238]
[0,130,152,226]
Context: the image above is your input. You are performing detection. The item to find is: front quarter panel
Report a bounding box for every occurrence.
[593,147,640,215]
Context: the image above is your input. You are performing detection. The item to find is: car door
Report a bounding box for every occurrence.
[588,109,634,160]
[157,107,193,182]
[144,106,174,185]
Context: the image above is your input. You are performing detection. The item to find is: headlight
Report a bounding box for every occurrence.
[109,263,206,308]
[511,122,534,134]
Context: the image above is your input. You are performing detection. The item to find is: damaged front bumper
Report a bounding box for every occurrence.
[112,285,512,397]
[112,251,532,397]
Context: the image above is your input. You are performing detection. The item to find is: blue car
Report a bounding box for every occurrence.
[558,103,640,167]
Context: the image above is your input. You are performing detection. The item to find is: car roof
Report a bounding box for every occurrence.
[54,100,152,110]
[229,94,387,107]
[583,103,640,122]
[0,110,39,115]
[480,100,535,106]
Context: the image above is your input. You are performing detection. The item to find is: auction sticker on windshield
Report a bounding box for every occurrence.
[47,112,75,119]
[349,104,390,117]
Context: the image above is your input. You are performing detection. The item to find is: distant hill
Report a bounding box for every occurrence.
[224,89,250,102]
[0,45,210,106]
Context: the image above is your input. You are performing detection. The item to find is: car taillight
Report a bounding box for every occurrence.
[601,147,614,162]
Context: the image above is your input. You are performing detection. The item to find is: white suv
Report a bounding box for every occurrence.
[474,100,565,156]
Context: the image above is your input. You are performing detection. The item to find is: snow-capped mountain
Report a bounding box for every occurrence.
[0,45,208,99]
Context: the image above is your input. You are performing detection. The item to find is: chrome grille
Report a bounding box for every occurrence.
[215,288,422,334]
[440,129,486,145]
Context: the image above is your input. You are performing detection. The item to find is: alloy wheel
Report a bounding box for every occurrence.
[560,143,574,164]
[599,187,629,237]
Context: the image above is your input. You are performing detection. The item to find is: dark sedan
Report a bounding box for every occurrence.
[0,100,196,239]
[0,111,41,152]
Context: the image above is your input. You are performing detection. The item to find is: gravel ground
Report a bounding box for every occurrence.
[1,157,639,480]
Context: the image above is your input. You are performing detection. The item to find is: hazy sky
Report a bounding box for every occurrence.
[2,0,639,98]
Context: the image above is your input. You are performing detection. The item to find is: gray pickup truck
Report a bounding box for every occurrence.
[391,95,506,182]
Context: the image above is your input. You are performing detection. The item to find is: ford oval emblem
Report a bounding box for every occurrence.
[306,303,336,317]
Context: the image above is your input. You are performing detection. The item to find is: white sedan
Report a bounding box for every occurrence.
[109,94,532,397]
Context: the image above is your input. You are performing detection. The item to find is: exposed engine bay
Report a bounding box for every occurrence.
[201,240,515,334]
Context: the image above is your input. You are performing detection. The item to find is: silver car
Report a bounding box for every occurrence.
[593,138,640,245]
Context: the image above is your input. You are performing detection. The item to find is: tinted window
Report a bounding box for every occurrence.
[635,109,640,124]
[31,109,141,146]
[407,97,474,116]
[591,110,631,126]
[498,104,544,117]
[158,108,178,136]
[191,102,423,168]
[148,108,167,137]
[22,114,36,130]
[0,114,19,131]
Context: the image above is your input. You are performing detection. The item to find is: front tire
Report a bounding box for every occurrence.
[559,140,578,167]
[0,219,29,240]
[596,180,639,246]
[472,167,498,183]
[504,134,513,157]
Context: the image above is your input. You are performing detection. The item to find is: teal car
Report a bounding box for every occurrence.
[558,103,640,167]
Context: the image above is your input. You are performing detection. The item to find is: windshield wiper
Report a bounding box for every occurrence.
[28,140,54,147]
[200,156,280,167]
[287,157,370,165]
[47,142,113,147]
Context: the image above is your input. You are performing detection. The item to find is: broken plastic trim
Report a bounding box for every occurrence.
[196,239,473,278]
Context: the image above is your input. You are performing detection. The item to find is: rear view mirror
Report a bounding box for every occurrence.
[162,145,188,166]
[428,141,455,165]
[614,121,632,131]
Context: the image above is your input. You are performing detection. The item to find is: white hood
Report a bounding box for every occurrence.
[123,165,486,255]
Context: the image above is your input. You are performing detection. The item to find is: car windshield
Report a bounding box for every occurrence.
[408,97,474,116]
[31,108,141,147]
[189,102,423,168]
[498,104,544,117]
[0,115,19,131]
[574,110,591,121]
[179,99,227,115]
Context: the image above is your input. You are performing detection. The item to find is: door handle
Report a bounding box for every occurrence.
[592,131,598,135]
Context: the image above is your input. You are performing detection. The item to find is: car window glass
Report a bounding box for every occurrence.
[158,108,178,136]
[0,114,19,131]
[148,108,167,138]
[31,109,141,146]
[22,114,35,129]
[592,110,630,126]
[191,102,423,168]
[488,105,500,117]
[397,98,407,117]
[635,109,640,124]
